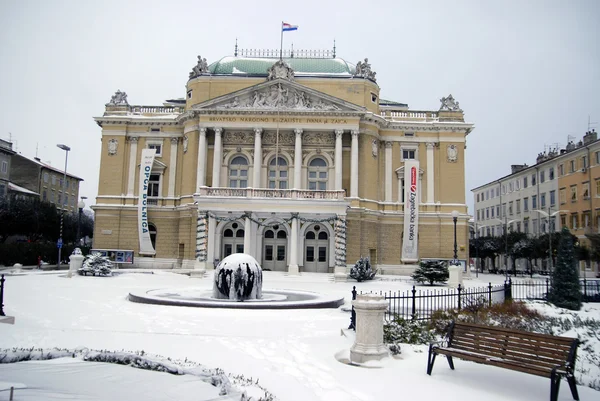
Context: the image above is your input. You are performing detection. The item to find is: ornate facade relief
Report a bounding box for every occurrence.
[446,144,458,162]
[223,131,255,145]
[189,55,209,79]
[354,58,377,82]
[267,60,295,81]
[439,94,462,112]
[107,139,118,155]
[107,90,128,106]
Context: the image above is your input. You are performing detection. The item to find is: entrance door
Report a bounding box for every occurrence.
[222,222,245,258]
[262,226,287,271]
[304,224,329,273]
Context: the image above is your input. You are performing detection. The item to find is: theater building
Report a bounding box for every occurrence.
[92,48,474,276]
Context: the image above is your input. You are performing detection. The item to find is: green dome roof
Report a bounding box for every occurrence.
[208,56,356,77]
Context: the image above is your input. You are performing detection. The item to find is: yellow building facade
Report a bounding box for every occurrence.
[92,50,474,275]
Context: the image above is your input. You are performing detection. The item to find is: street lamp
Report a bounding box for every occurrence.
[451,210,459,265]
[77,196,87,246]
[533,208,566,273]
[56,144,70,269]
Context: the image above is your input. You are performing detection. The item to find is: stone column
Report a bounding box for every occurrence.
[244,213,252,254]
[334,129,343,191]
[206,214,216,270]
[350,130,359,198]
[253,128,263,188]
[126,136,139,196]
[333,215,347,281]
[350,294,390,363]
[196,128,207,190]
[385,141,393,202]
[288,214,299,274]
[168,137,178,197]
[426,142,435,203]
[294,129,303,189]
[212,127,223,187]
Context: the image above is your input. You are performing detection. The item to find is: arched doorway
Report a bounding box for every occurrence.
[304,224,329,273]
[222,222,245,258]
[262,225,287,271]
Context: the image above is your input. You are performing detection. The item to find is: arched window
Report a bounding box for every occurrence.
[268,157,288,189]
[229,156,248,188]
[148,223,157,249]
[308,158,327,190]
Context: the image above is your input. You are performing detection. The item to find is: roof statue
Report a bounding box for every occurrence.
[189,55,209,79]
[439,94,462,112]
[354,58,377,82]
[267,59,295,81]
[107,90,129,106]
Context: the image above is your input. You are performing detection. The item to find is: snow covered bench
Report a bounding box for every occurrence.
[427,321,580,401]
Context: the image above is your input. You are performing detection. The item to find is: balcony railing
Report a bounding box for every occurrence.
[197,187,346,200]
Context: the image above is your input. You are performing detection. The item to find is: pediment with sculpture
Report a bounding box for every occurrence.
[192,79,365,113]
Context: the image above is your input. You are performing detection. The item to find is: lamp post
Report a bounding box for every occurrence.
[533,208,565,273]
[56,144,70,269]
[451,210,459,265]
[77,196,87,246]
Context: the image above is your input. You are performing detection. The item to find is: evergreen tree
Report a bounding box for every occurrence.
[412,260,449,286]
[548,227,582,310]
[349,256,376,282]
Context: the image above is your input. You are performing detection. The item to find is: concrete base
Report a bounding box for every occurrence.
[448,264,463,288]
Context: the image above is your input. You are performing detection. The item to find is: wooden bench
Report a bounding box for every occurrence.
[427,321,580,401]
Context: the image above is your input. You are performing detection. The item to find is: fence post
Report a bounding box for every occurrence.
[348,286,357,330]
[0,274,5,316]
[488,282,492,307]
[411,286,416,317]
[545,278,550,300]
[457,284,462,310]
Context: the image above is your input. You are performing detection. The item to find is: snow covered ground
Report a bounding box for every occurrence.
[0,270,598,401]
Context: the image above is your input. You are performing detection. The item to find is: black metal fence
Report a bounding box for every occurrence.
[510,278,600,303]
[352,283,506,323]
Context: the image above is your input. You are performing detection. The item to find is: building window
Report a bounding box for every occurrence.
[268,157,288,189]
[308,157,328,190]
[570,160,575,173]
[571,185,577,202]
[558,164,564,176]
[550,190,556,206]
[401,148,416,160]
[540,170,545,183]
[549,167,554,180]
[583,183,590,199]
[516,199,521,214]
[560,188,566,204]
[531,173,536,185]
[523,197,529,212]
[532,195,537,209]
[229,156,249,188]
[147,142,162,157]
[541,193,546,208]
[147,174,160,197]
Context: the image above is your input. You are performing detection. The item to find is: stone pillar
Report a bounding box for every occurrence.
[294,129,303,189]
[385,141,393,202]
[333,215,347,281]
[350,294,390,363]
[244,213,252,254]
[67,248,84,278]
[206,214,216,270]
[212,127,223,187]
[168,137,178,197]
[334,129,343,191]
[253,128,263,188]
[350,130,359,198]
[126,136,139,196]
[289,214,299,274]
[426,142,435,203]
[196,128,207,190]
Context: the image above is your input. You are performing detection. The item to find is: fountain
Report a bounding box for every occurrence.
[128,253,344,309]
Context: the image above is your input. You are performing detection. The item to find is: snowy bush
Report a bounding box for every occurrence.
[349,257,376,282]
[78,253,113,277]
[412,260,449,286]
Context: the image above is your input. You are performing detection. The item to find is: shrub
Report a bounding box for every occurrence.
[78,253,112,277]
[349,257,376,282]
[412,260,449,286]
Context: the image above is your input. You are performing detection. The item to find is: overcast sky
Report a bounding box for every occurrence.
[1,0,598,214]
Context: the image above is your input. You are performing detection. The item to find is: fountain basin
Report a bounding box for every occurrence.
[128,288,344,309]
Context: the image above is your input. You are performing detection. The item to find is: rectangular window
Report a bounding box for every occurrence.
[583,183,590,199]
[402,149,416,160]
[549,167,554,180]
[531,173,536,185]
[524,197,529,212]
[558,164,564,176]
[541,193,546,208]
[560,188,566,204]
[550,190,556,206]
[532,195,537,209]
[516,199,521,214]
[540,170,545,183]
[571,185,577,202]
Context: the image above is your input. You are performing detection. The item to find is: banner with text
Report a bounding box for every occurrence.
[402,160,420,263]
[138,149,156,255]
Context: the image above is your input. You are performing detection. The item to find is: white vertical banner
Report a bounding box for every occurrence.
[402,160,420,263]
[138,148,156,255]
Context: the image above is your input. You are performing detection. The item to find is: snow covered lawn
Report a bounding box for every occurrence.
[0,270,598,401]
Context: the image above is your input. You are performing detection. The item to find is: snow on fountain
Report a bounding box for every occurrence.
[212,253,262,301]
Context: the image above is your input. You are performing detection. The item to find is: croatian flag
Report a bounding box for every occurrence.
[282,22,298,32]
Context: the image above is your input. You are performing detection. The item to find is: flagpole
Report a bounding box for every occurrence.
[280,21,284,60]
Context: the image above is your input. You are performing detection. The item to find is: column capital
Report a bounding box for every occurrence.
[334,129,344,137]
[426,142,436,149]
[351,130,360,137]
[294,128,303,136]
[127,136,139,143]
[199,127,207,135]
[213,127,223,135]
[170,137,179,145]
[385,141,393,149]
[254,127,263,136]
